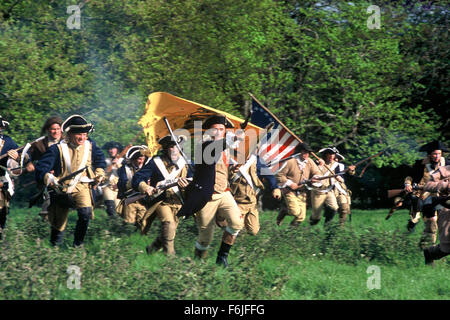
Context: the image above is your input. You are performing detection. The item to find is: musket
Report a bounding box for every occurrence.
[352,150,385,170]
[385,184,422,220]
[387,183,421,199]
[28,166,89,208]
[281,172,347,193]
[123,177,193,206]
[387,189,406,199]
[267,149,386,173]
[0,164,13,176]
[0,136,46,162]
[163,117,195,173]
[385,195,409,220]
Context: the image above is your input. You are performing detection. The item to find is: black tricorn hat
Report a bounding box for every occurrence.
[203,114,234,129]
[158,135,187,148]
[318,146,345,160]
[62,115,94,134]
[41,116,63,135]
[102,141,124,152]
[0,115,10,128]
[126,145,148,160]
[419,140,449,154]
[294,142,313,153]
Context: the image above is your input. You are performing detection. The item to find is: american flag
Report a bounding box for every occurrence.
[250,95,300,173]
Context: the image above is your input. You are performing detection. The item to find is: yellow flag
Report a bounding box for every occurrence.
[138,92,263,157]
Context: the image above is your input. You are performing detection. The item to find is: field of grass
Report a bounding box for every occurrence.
[0,205,448,300]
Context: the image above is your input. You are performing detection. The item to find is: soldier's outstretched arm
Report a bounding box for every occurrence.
[132,159,155,192]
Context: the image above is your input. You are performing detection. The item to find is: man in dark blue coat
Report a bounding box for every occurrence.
[176,114,245,267]
[0,115,23,240]
[132,135,192,255]
[116,145,150,225]
[35,115,106,247]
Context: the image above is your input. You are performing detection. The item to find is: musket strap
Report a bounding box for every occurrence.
[232,154,257,188]
[153,156,185,203]
[125,165,134,182]
[425,157,445,174]
[60,140,91,193]
[327,162,348,195]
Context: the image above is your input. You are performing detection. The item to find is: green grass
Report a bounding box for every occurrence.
[0,206,448,300]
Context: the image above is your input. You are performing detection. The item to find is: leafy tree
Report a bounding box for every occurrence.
[0,0,447,168]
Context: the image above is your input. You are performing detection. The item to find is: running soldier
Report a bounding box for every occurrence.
[101,141,124,217]
[35,115,106,247]
[117,145,150,226]
[309,147,355,226]
[176,114,245,267]
[275,143,321,227]
[26,116,63,220]
[422,164,450,265]
[132,135,192,256]
[402,140,449,248]
[230,155,281,235]
[0,115,24,240]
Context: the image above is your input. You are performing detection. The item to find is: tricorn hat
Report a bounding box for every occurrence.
[158,134,187,148]
[419,140,449,154]
[102,141,124,152]
[0,115,10,128]
[126,145,148,160]
[294,142,313,153]
[62,115,94,134]
[318,146,345,160]
[203,114,234,129]
[41,116,63,135]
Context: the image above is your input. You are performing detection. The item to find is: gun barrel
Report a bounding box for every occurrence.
[387,189,405,199]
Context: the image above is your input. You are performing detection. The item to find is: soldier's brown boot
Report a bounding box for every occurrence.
[146,237,163,254]
[406,219,418,233]
[161,221,177,256]
[216,242,231,268]
[276,209,287,226]
[290,219,301,227]
[0,207,7,240]
[216,231,237,267]
[339,205,350,226]
[324,207,337,225]
[424,245,449,266]
[194,248,208,259]
[39,212,49,221]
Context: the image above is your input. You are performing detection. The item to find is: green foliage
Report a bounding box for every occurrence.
[0,207,448,300]
[0,1,447,166]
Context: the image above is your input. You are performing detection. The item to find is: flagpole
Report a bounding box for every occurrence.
[248,93,325,164]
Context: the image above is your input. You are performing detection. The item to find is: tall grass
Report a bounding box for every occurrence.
[0,207,448,300]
